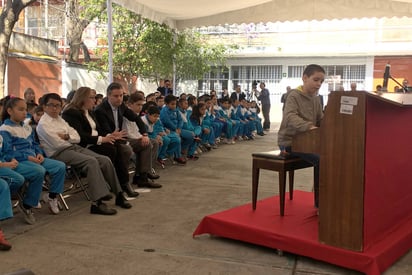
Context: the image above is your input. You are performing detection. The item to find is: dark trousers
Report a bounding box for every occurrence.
[128,138,151,174]
[280,146,319,208]
[261,104,271,130]
[89,143,132,187]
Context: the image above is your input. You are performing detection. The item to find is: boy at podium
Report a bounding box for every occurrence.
[277,64,325,209]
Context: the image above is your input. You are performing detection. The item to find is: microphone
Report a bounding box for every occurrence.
[382,64,390,92]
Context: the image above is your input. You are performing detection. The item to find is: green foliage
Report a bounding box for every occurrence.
[87,3,233,86]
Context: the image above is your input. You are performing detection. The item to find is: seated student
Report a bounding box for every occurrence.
[0,177,13,250]
[190,102,216,150]
[186,95,197,117]
[0,97,66,217]
[237,99,256,140]
[95,93,104,107]
[0,146,37,243]
[230,99,249,140]
[26,105,44,143]
[24,102,38,124]
[155,96,164,110]
[217,98,237,144]
[62,86,138,198]
[207,95,223,143]
[249,100,264,136]
[145,93,156,103]
[37,93,130,214]
[159,95,187,164]
[177,98,198,160]
[0,135,46,222]
[278,64,325,209]
[123,93,161,188]
[142,104,181,167]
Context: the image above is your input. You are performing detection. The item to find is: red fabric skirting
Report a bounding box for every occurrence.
[193,191,412,275]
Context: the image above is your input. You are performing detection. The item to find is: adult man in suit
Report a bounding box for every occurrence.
[230,85,246,102]
[257,82,271,131]
[157,80,173,96]
[94,82,152,196]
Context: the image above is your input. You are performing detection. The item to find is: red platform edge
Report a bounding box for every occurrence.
[192,191,412,275]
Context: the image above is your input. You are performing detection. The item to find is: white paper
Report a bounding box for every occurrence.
[340,104,354,115]
[341,96,358,106]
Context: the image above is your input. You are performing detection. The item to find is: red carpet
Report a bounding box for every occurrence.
[193,191,412,275]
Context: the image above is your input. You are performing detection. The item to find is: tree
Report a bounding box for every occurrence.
[0,0,37,97]
[174,30,230,81]
[66,0,106,62]
[89,4,233,92]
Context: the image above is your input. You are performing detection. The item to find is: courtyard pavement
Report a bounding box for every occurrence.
[1,112,411,275]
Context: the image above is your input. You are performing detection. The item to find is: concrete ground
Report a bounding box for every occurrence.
[1,113,411,275]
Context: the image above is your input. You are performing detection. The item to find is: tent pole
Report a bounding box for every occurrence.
[107,0,113,83]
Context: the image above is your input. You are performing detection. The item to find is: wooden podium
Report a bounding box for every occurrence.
[293,91,412,251]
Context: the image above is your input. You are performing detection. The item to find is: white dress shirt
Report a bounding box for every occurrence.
[36,113,81,157]
[123,116,142,140]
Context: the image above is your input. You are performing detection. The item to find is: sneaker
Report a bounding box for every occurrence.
[156,158,166,168]
[211,144,218,149]
[203,144,212,151]
[43,193,60,215]
[19,205,36,225]
[174,157,187,165]
[33,202,42,209]
[0,230,12,251]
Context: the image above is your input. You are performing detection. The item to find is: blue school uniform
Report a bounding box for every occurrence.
[177,108,198,156]
[0,147,25,219]
[0,119,65,200]
[154,111,182,159]
[155,114,182,158]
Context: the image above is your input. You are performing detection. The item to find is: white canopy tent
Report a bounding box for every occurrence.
[105,0,412,82]
[113,0,412,29]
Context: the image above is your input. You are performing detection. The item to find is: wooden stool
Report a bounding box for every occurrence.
[252,150,313,216]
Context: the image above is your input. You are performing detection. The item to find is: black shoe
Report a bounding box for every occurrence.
[90,203,117,215]
[123,183,139,197]
[187,155,199,161]
[100,194,113,201]
[137,178,162,188]
[147,173,160,180]
[115,194,132,209]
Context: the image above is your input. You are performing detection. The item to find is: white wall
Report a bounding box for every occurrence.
[61,62,110,97]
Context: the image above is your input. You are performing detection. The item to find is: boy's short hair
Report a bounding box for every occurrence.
[142,101,157,113]
[303,64,325,77]
[127,93,145,104]
[155,96,164,102]
[147,106,160,115]
[27,102,38,112]
[164,94,177,104]
[178,97,187,105]
[221,97,230,104]
[146,92,156,99]
[42,93,62,105]
[33,105,44,114]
